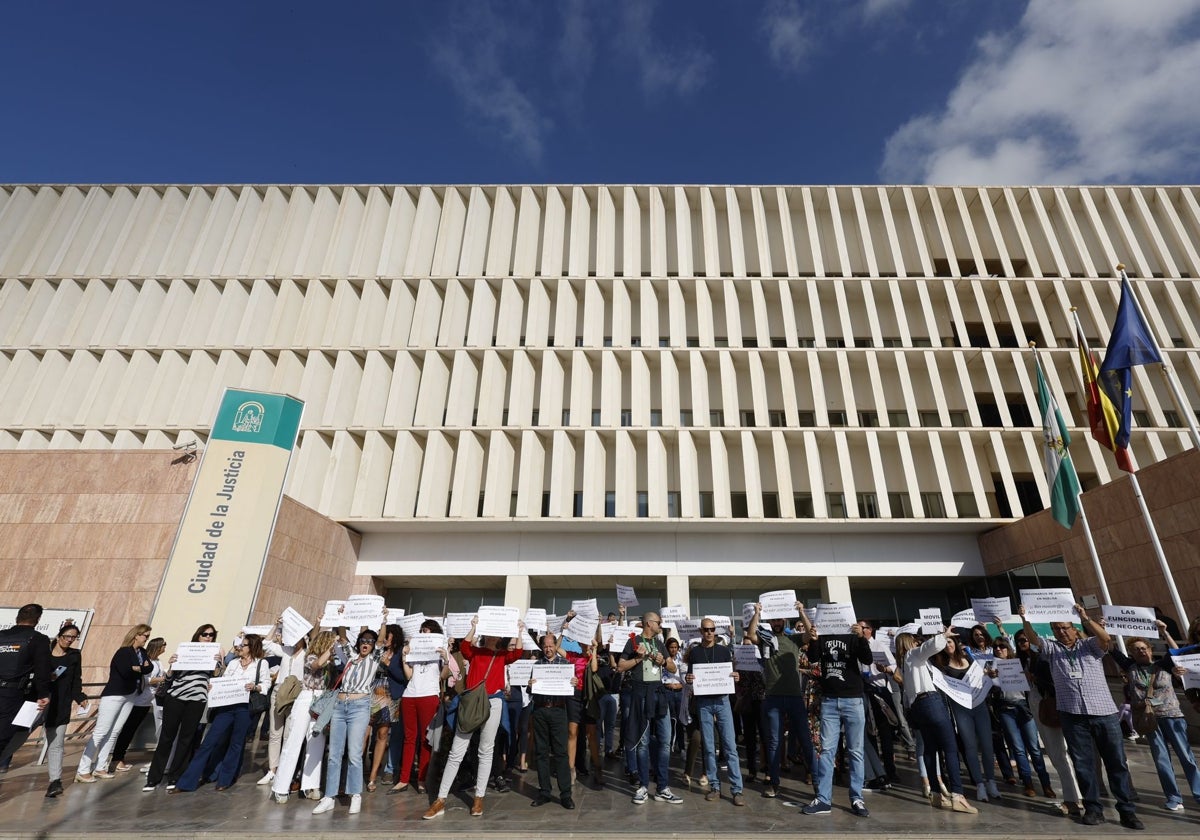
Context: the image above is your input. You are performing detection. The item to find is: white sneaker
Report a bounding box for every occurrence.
[349,793,362,814]
[312,796,336,815]
[140,764,150,774]
[257,770,276,786]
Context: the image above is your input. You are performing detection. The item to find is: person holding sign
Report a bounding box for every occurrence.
[746,600,815,798]
[271,629,337,804]
[1018,602,1143,830]
[558,612,603,788]
[144,624,222,792]
[894,630,978,814]
[391,618,447,795]
[174,634,270,793]
[685,619,745,806]
[1107,632,1200,812]
[989,638,1055,799]
[423,614,524,820]
[528,632,576,809]
[934,634,997,802]
[617,612,682,805]
[797,607,872,818]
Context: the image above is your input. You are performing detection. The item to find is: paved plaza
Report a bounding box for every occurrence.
[2,733,1199,839]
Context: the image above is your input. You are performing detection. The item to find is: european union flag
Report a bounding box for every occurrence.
[1098,273,1163,449]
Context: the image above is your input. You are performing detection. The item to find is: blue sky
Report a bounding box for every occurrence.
[3,1,1199,185]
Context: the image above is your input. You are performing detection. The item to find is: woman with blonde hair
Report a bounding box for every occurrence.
[270,629,336,803]
[75,623,154,783]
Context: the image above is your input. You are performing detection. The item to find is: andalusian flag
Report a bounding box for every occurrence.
[1035,358,1081,530]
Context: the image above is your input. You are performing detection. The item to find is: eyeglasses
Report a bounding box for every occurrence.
[360,639,377,647]
[59,634,79,641]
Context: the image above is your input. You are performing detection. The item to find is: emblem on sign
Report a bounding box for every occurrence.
[232,401,265,433]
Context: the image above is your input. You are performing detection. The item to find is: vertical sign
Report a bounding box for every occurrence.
[150,389,303,646]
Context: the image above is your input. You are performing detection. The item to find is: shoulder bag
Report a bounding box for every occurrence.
[248,660,270,716]
[1131,669,1159,736]
[456,652,499,734]
[273,674,303,717]
[310,661,351,733]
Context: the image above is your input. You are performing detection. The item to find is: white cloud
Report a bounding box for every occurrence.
[861,0,912,22]
[618,2,712,97]
[429,3,551,163]
[761,0,811,72]
[882,0,1200,184]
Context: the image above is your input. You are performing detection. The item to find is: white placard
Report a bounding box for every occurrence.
[813,603,857,635]
[406,633,445,662]
[691,662,735,695]
[931,671,974,708]
[1100,605,1158,636]
[660,605,689,624]
[616,584,639,607]
[530,663,575,696]
[476,605,520,638]
[1173,654,1200,690]
[546,614,565,635]
[173,642,221,671]
[870,639,896,668]
[242,625,273,637]
[741,602,757,628]
[444,613,475,640]
[970,597,1012,624]
[732,644,762,672]
[759,590,799,620]
[919,608,943,634]
[1020,588,1077,624]
[704,615,732,631]
[563,613,600,645]
[320,600,348,627]
[342,595,385,630]
[898,621,921,635]
[676,618,702,638]
[521,633,539,651]
[13,701,40,728]
[398,612,426,638]
[994,658,1030,692]
[601,623,635,648]
[950,608,976,627]
[508,659,534,686]
[383,607,405,626]
[280,607,313,647]
[571,599,599,618]
[523,608,548,633]
[207,675,250,708]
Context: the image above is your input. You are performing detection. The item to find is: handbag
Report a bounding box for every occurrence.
[456,653,499,734]
[273,675,303,717]
[1131,671,1159,736]
[248,661,270,716]
[310,661,351,733]
[1038,694,1061,728]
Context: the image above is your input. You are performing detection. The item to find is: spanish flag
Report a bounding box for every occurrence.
[1077,326,1134,472]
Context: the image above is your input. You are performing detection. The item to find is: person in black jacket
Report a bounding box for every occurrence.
[75,623,153,782]
[43,620,89,797]
[0,604,52,765]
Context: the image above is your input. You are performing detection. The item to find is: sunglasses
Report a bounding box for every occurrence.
[701,627,717,632]
[199,632,215,638]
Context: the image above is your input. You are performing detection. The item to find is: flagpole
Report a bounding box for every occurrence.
[1126,470,1190,628]
[1115,264,1200,451]
[1030,342,1118,614]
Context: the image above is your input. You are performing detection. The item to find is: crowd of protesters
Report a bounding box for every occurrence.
[2,598,1199,831]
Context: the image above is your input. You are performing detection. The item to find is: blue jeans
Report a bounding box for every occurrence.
[176,704,252,790]
[1060,710,1136,818]
[996,699,1051,788]
[909,693,963,794]
[815,695,865,804]
[949,700,994,784]
[1148,715,1200,806]
[325,695,371,796]
[630,684,671,791]
[598,692,619,754]
[696,696,743,795]
[762,694,814,786]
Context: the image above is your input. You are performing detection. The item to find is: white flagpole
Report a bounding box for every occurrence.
[1115,264,1200,450]
[1126,471,1190,628]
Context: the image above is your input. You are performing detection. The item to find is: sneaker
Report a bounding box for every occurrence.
[46,779,64,798]
[273,792,289,804]
[732,793,745,806]
[762,785,777,798]
[654,787,683,804]
[140,763,150,773]
[951,793,979,814]
[851,798,870,817]
[349,794,361,814]
[422,798,445,819]
[705,789,719,802]
[1166,801,1184,812]
[303,788,322,800]
[1119,814,1145,830]
[493,775,510,793]
[141,784,156,793]
[632,786,648,805]
[801,799,832,816]
[166,783,176,791]
[312,797,336,815]
[257,770,275,786]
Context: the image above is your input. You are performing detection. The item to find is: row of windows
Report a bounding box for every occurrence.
[484,490,985,519]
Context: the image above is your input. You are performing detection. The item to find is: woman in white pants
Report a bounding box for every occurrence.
[43,621,88,797]
[75,624,153,782]
[271,630,336,803]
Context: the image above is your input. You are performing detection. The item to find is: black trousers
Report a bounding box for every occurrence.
[0,690,26,763]
[146,696,205,787]
[532,703,571,799]
[112,704,152,764]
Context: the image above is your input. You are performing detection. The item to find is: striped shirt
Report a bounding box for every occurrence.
[339,651,382,694]
[168,670,212,702]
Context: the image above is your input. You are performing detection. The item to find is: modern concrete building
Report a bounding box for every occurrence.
[1,184,1198,626]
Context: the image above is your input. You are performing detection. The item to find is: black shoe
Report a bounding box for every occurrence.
[493,776,510,793]
[45,779,64,798]
[561,797,576,810]
[1119,814,1145,831]
[530,794,555,807]
[865,777,891,791]
[1081,812,1105,826]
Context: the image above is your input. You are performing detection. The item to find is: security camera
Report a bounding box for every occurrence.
[173,441,198,451]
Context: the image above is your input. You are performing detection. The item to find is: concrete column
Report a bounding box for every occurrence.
[666,575,691,613]
[505,574,531,614]
[821,575,852,604]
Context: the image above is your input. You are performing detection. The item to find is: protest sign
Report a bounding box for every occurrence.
[616,585,639,607]
[1100,605,1157,636]
[207,675,250,708]
[1019,588,1077,623]
[444,613,475,640]
[406,633,445,662]
[508,659,534,686]
[732,644,762,672]
[319,600,347,628]
[530,664,574,696]
[280,608,312,647]
[660,605,689,624]
[523,608,548,633]
[563,613,600,646]
[813,603,857,635]
[759,590,799,620]
[691,662,735,695]
[970,597,1012,623]
[476,606,520,638]
[398,612,426,638]
[994,659,1029,692]
[173,643,221,671]
[919,608,943,634]
[571,599,599,617]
